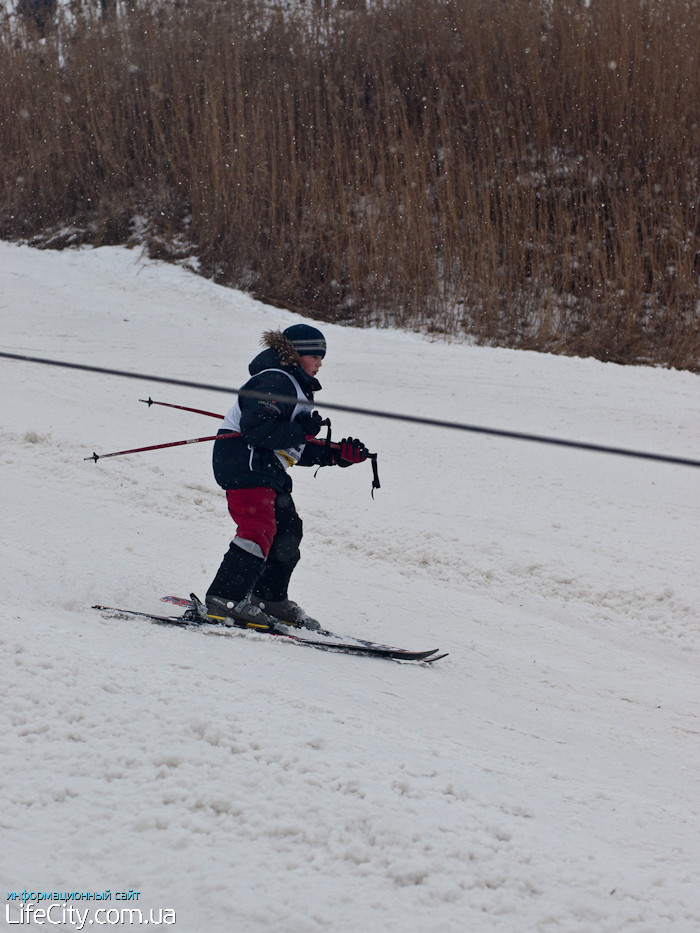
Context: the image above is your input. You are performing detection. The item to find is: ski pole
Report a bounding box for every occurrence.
[139,397,224,419]
[85,431,241,462]
[96,405,381,492]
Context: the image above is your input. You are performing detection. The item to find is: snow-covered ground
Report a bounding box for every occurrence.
[1,241,699,932]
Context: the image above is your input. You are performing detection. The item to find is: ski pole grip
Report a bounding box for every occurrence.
[369,453,380,497]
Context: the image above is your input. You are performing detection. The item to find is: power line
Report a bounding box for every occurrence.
[2,349,699,469]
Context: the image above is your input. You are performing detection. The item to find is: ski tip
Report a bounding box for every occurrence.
[422,652,449,663]
[396,648,441,660]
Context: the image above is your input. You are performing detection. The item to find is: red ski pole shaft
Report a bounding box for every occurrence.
[137,402,350,453]
[139,397,224,419]
[85,431,240,462]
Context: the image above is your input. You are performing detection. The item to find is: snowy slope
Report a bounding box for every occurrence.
[1,241,700,932]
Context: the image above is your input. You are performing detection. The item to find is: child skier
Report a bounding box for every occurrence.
[206,324,369,631]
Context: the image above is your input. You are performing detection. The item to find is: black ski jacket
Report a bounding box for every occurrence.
[212,330,330,493]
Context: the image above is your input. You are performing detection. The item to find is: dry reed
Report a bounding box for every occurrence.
[2,0,700,369]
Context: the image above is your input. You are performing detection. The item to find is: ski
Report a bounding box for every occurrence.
[93,605,193,626]
[161,595,441,657]
[92,602,446,662]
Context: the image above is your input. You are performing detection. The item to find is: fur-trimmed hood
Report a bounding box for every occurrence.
[260,329,301,368]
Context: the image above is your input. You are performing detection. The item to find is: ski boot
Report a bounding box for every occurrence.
[204,594,279,631]
[249,596,321,631]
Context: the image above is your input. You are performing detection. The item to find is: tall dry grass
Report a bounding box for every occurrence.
[2,0,700,368]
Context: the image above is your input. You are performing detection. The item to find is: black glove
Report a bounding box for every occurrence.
[296,410,324,437]
[336,437,369,467]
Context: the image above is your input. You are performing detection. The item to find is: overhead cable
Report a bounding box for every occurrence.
[1,350,699,470]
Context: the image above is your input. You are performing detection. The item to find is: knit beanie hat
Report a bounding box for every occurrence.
[283,323,327,358]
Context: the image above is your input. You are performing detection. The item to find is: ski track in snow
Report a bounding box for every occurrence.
[1,242,700,932]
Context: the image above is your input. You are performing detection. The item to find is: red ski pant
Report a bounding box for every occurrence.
[226,488,277,558]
